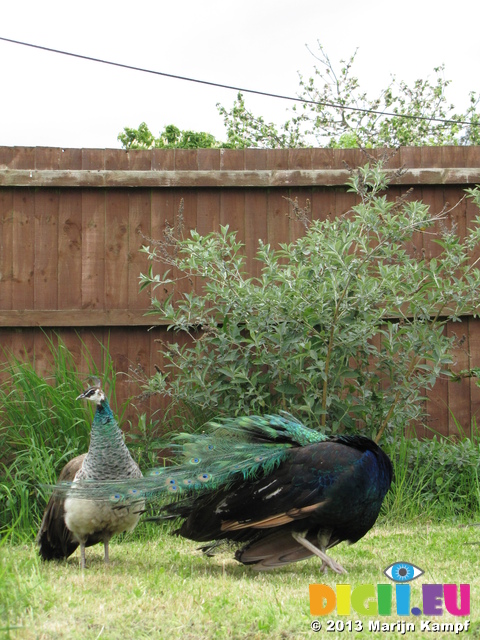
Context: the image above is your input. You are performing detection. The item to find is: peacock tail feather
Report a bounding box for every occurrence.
[49,412,327,503]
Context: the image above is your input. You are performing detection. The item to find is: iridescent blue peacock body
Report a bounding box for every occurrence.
[53,412,393,573]
[37,385,143,568]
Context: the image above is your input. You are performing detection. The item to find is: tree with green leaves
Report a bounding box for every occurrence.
[119,43,480,149]
[218,43,480,148]
[118,122,224,149]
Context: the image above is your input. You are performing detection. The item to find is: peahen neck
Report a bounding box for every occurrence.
[81,398,138,480]
[92,397,116,429]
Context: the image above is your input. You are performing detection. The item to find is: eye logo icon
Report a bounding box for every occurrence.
[384,562,424,582]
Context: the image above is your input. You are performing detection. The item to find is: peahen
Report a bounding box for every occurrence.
[37,384,143,568]
[52,413,393,573]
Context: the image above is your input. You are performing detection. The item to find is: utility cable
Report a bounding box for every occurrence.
[0,35,477,128]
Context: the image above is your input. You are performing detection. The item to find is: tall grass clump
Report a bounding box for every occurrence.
[383,423,480,522]
[0,336,122,542]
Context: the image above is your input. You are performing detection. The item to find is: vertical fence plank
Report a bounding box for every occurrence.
[128,190,152,310]
[105,190,129,310]
[34,190,59,310]
[220,188,245,246]
[2,327,35,362]
[174,189,198,300]
[81,190,106,309]
[35,147,61,170]
[447,323,471,437]
[59,148,82,170]
[469,319,480,433]
[266,151,290,246]
[126,325,153,419]
[12,147,35,169]
[421,183,448,437]
[311,186,336,226]
[33,329,58,379]
[58,190,83,310]
[0,189,13,310]
[12,189,35,310]
[82,149,105,171]
[220,144,245,252]
[197,188,220,236]
[149,188,176,310]
[197,149,220,171]
[220,149,244,171]
[266,187,290,249]
[76,327,105,382]
[108,328,131,420]
[442,146,466,168]
[245,151,268,279]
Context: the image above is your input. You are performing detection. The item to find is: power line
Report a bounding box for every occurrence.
[0,35,478,129]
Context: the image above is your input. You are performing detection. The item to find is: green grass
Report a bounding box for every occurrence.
[1,523,479,640]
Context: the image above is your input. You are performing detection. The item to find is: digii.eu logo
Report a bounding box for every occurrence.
[309,561,470,617]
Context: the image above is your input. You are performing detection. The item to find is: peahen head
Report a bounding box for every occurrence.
[76,385,106,407]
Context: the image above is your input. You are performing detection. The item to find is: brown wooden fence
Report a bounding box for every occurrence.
[1,145,480,435]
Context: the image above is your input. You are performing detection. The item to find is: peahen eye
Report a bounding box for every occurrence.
[383,562,424,582]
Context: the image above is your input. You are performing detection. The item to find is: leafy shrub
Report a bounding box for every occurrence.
[138,162,480,442]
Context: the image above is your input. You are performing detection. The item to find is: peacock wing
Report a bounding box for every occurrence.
[177,437,391,544]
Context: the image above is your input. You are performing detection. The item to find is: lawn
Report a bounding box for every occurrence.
[1,523,478,640]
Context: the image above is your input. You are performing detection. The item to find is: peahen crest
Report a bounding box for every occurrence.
[51,412,327,502]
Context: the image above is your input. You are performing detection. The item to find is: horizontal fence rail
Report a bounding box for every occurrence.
[1,167,480,188]
[1,146,479,435]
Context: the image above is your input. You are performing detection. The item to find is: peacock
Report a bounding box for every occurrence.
[51,412,393,573]
[37,384,144,568]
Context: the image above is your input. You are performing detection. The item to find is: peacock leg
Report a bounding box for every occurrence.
[291,532,347,574]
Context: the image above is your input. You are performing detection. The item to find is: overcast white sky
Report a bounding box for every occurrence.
[1,0,479,149]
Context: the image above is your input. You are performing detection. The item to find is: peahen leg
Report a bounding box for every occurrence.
[103,538,110,564]
[80,542,86,569]
[291,532,347,574]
